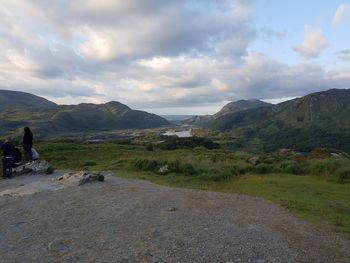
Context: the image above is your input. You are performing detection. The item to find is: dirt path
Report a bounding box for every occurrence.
[0,172,349,263]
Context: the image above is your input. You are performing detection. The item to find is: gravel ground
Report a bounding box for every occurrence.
[0,172,349,263]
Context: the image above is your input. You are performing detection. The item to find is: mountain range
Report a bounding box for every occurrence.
[1,88,349,152]
[0,90,169,138]
[183,98,272,125]
[205,89,350,152]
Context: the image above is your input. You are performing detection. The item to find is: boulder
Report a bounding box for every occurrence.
[13,160,51,175]
[55,171,105,186]
[247,157,259,166]
[158,165,169,175]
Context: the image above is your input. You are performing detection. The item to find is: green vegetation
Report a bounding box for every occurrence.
[207,89,350,153]
[9,140,345,235]
[158,136,220,150]
[0,94,169,138]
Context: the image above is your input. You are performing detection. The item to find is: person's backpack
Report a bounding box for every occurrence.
[31,148,39,160]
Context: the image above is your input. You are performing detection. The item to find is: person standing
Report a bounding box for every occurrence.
[1,137,15,178]
[23,126,33,163]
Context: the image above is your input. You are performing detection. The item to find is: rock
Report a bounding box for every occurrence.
[158,165,169,175]
[55,171,105,186]
[48,240,69,252]
[13,160,50,175]
[247,157,259,166]
[168,207,176,212]
[278,148,295,156]
[330,152,342,158]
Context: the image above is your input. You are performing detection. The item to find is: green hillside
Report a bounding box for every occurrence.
[0,90,57,109]
[0,98,169,138]
[214,99,271,118]
[184,99,271,126]
[207,89,350,152]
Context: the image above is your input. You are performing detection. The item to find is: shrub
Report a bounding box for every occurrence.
[134,159,161,172]
[83,161,97,166]
[254,163,273,174]
[145,144,154,151]
[97,174,105,182]
[308,159,346,176]
[180,163,198,176]
[200,169,232,181]
[279,161,304,175]
[335,165,350,183]
[159,136,220,150]
[46,166,55,174]
[230,165,246,175]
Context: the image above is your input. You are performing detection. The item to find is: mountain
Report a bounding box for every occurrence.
[161,115,195,122]
[183,99,271,126]
[207,89,350,152]
[0,92,169,138]
[0,90,57,109]
[214,99,271,118]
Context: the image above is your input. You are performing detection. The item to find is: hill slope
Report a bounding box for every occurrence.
[0,90,57,109]
[184,99,271,126]
[0,95,169,137]
[214,99,271,118]
[207,89,350,152]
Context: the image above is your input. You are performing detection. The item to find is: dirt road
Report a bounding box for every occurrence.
[0,172,349,263]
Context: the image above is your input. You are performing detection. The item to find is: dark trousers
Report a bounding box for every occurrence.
[24,145,32,163]
[2,157,14,178]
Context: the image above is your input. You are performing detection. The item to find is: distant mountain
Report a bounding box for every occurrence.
[0,92,169,138]
[161,115,195,122]
[214,99,271,118]
[183,99,271,126]
[0,90,57,109]
[207,89,350,152]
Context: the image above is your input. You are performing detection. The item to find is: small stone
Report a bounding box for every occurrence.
[247,157,259,166]
[48,240,69,252]
[168,207,176,212]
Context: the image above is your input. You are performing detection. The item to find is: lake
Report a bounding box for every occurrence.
[162,129,192,138]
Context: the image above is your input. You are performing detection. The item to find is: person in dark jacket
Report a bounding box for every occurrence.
[13,147,22,167]
[23,126,33,163]
[1,137,15,178]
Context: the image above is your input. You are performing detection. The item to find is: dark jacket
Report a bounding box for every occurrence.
[1,142,15,157]
[23,132,33,148]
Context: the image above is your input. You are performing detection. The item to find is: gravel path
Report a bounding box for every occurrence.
[0,172,349,263]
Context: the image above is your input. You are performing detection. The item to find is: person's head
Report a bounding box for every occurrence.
[24,126,32,134]
[4,136,12,143]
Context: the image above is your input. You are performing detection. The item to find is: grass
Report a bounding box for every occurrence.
[2,140,350,234]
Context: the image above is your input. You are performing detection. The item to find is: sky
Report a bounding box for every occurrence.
[0,0,349,115]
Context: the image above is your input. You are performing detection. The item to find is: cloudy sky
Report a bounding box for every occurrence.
[0,0,349,114]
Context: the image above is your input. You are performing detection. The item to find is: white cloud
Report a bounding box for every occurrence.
[0,1,349,114]
[293,26,328,58]
[332,4,350,26]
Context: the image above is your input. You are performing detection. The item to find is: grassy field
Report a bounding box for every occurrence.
[2,140,350,234]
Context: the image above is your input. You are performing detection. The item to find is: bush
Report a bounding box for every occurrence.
[230,165,246,175]
[46,166,55,175]
[254,163,273,174]
[279,161,304,175]
[83,161,97,166]
[159,136,220,150]
[335,165,350,183]
[308,159,346,176]
[134,159,161,172]
[145,144,154,151]
[181,163,198,176]
[200,169,232,181]
[97,174,105,182]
